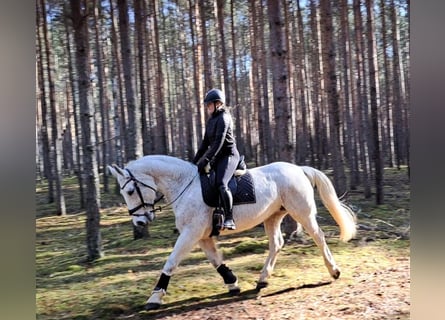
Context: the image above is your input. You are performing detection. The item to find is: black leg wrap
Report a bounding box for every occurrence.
[255,281,269,291]
[155,273,170,291]
[217,264,237,284]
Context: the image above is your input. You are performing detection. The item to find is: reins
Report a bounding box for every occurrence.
[123,168,198,217]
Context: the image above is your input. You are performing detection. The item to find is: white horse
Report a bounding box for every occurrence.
[107,155,356,310]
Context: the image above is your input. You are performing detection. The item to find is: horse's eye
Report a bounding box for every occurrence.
[127,189,135,196]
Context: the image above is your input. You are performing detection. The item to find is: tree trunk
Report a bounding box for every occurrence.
[152,0,168,154]
[63,4,85,207]
[267,0,292,162]
[308,0,323,168]
[200,0,213,89]
[40,0,66,215]
[93,0,110,193]
[70,0,102,261]
[109,0,126,167]
[36,1,53,203]
[134,0,150,156]
[216,0,230,101]
[366,0,383,204]
[230,0,242,160]
[248,0,262,162]
[353,0,372,198]
[117,0,149,239]
[267,0,297,235]
[339,0,359,190]
[257,3,272,164]
[390,0,405,169]
[294,0,310,164]
[379,0,395,168]
[117,0,139,161]
[189,0,204,159]
[320,0,347,193]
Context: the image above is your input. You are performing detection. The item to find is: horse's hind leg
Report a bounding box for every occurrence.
[198,238,240,295]
[296,213,341,279]
[257,211,287,290]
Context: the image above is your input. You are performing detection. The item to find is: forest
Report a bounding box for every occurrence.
[36,0,409,260]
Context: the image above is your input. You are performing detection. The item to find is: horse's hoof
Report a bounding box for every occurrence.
[255,281,268,291]
[332,269,341,279]
[145,302,161,311]
[229,288,241,296]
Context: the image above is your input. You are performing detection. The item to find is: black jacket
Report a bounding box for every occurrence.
[193,108,237,165]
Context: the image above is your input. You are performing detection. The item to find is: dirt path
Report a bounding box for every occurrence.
[135,249,409,320]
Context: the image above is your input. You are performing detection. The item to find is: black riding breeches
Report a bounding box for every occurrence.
[214,149,240,188]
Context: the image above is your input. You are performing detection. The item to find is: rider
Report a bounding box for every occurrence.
[193,88,240,230]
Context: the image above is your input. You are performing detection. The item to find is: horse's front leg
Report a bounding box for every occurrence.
[198,238,240,295]
[145,228,200,310]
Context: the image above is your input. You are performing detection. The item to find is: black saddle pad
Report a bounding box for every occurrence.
[199,170,256,208]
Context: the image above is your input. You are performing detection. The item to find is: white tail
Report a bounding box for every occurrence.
[302,166,357,242]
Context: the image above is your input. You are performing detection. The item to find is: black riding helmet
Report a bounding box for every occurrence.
[204,88,225,105]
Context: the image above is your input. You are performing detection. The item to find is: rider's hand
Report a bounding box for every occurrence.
[197,158,209,173]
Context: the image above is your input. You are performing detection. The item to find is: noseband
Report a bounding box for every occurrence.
[121,168,164,217]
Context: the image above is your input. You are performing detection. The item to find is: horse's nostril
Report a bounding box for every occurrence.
[137,221,146,226]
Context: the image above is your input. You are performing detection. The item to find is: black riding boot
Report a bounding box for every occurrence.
[219,186,236,230]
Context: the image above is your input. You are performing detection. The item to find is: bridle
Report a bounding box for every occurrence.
[121,168,164,218]
[121,168,198,219]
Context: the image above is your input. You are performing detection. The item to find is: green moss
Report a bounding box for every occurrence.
[231,239,268,255]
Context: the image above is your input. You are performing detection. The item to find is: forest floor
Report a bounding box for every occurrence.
[35,167,410,320]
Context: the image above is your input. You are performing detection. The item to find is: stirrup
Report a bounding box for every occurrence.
[224,219,236,230]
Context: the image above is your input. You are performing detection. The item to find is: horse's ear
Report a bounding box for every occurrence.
[108,164,124,178]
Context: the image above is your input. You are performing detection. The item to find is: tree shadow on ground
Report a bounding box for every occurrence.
[127,280,333,319]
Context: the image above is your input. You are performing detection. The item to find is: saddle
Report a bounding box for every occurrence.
[198,156,256,236]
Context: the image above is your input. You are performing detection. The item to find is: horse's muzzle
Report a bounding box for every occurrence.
[132,213,152,227]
